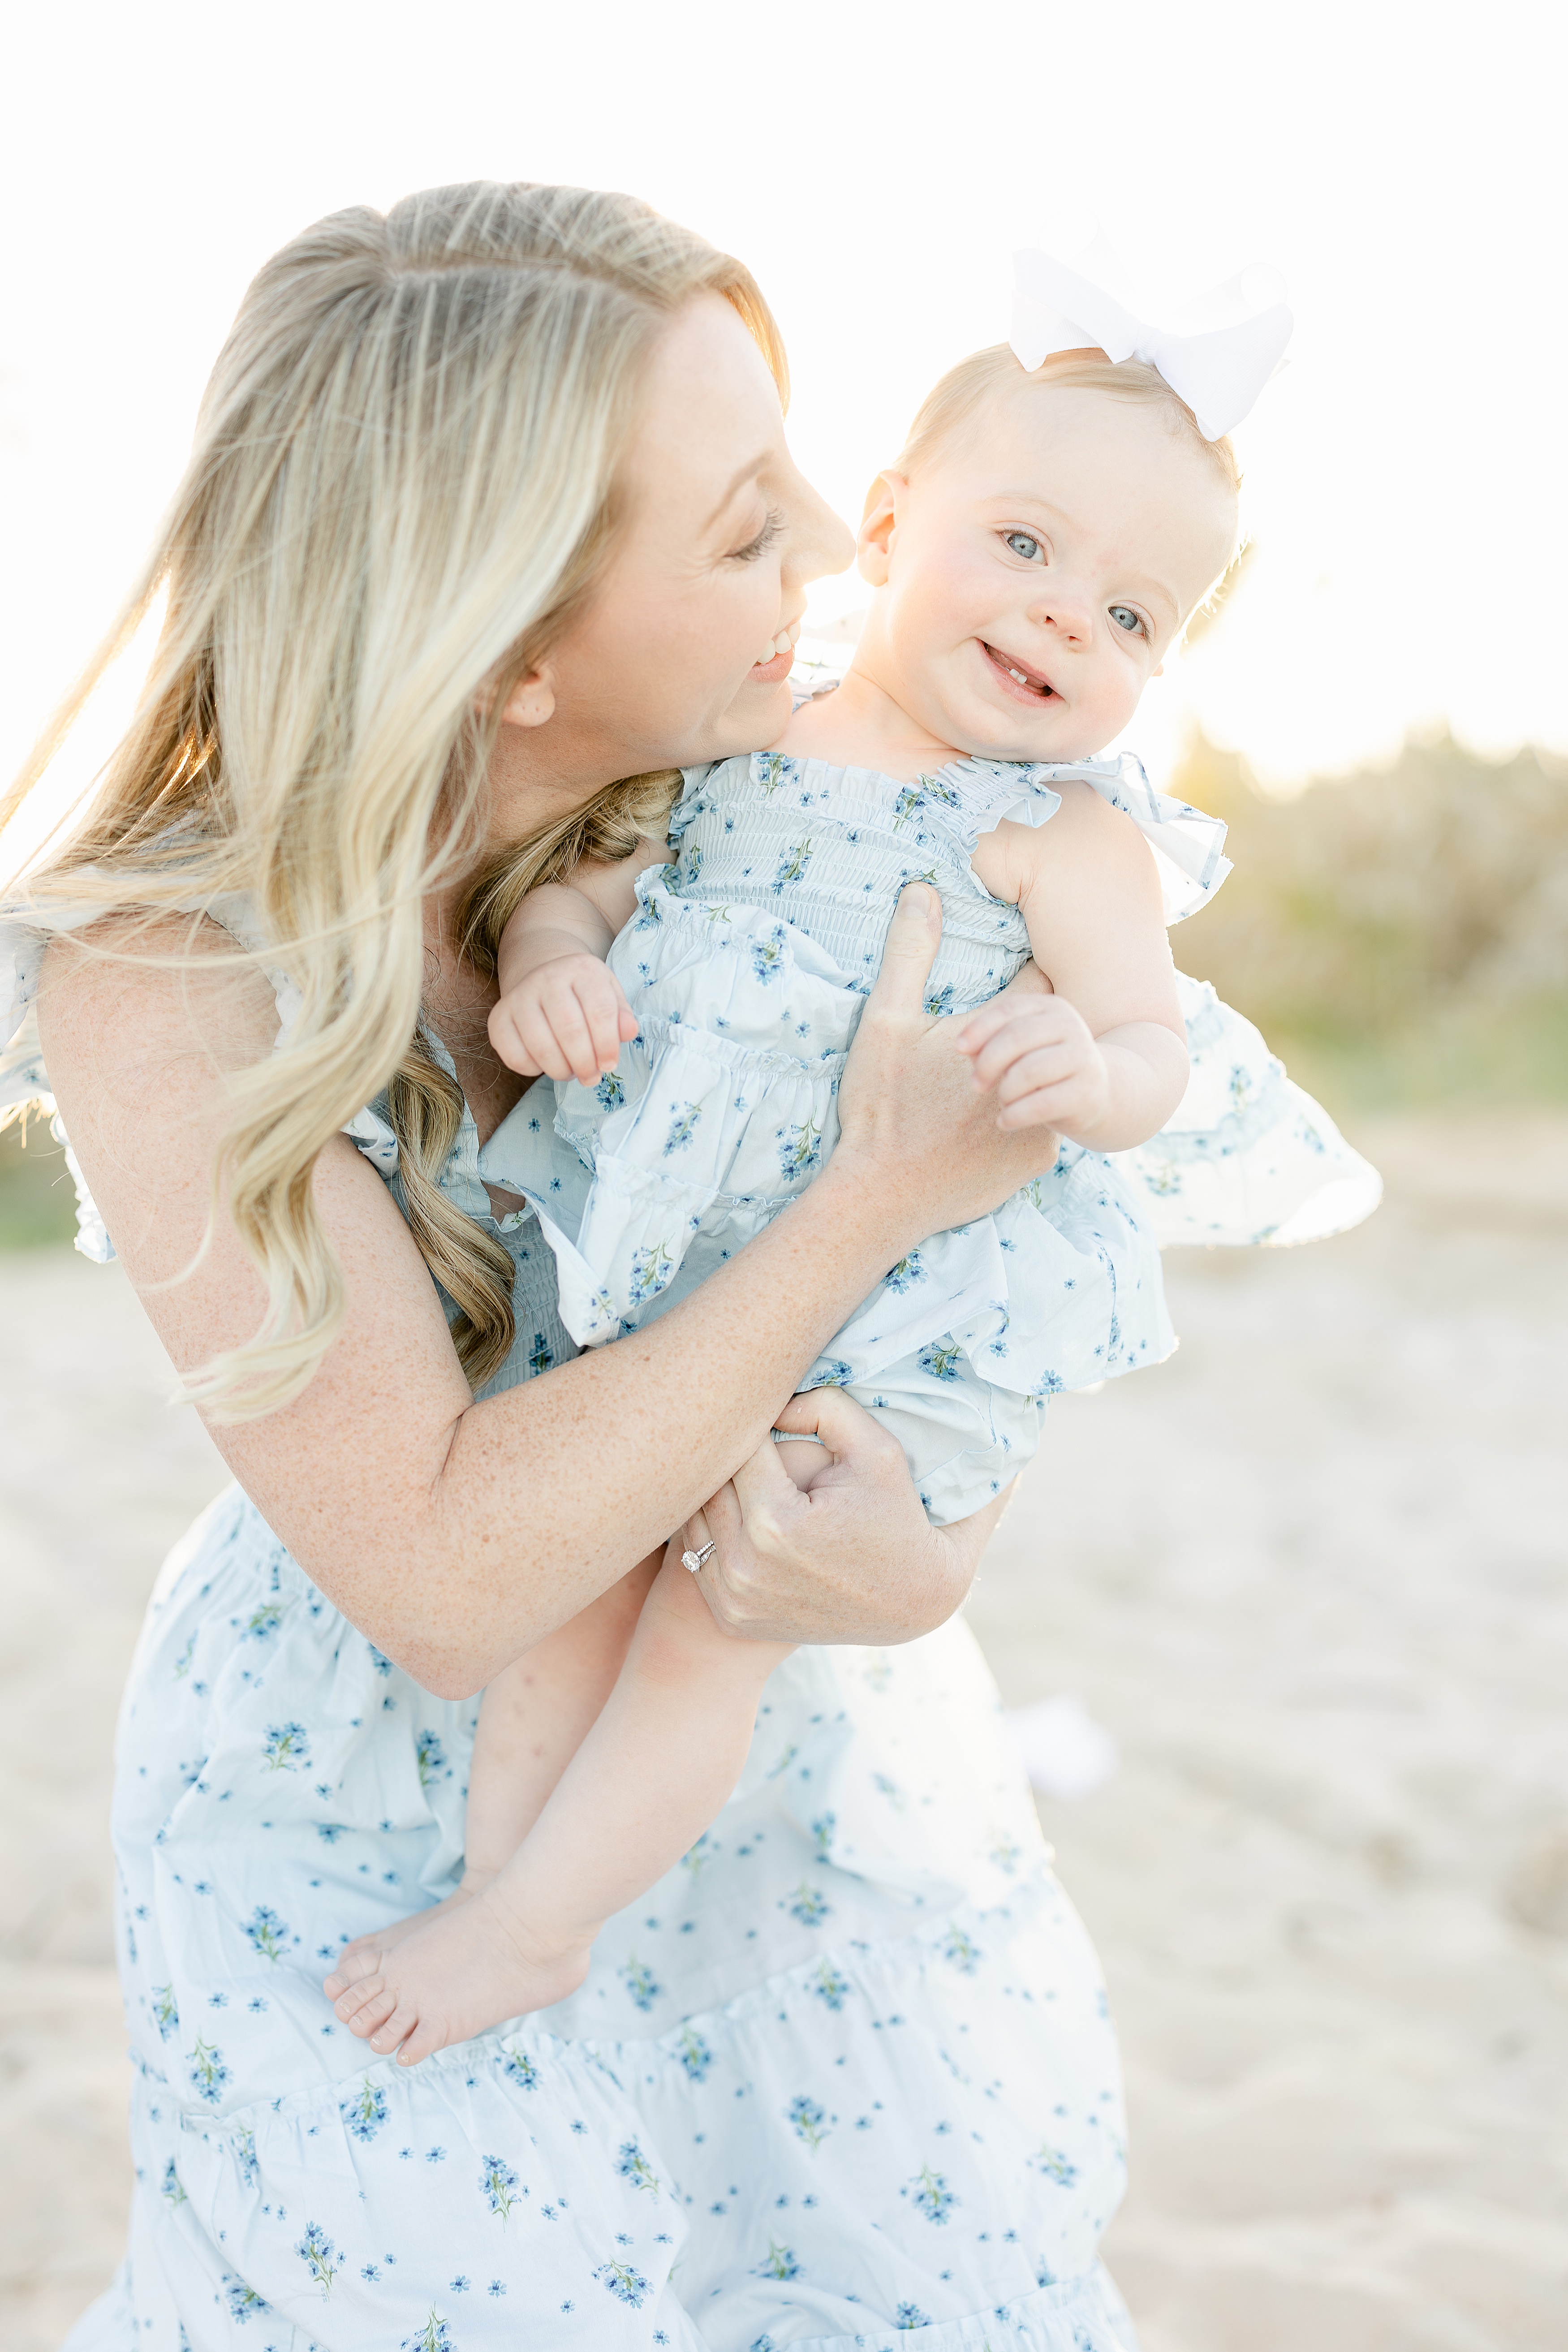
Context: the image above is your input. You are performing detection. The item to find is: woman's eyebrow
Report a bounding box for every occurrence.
[703,454,771,532]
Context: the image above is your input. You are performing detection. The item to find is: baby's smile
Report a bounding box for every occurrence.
[982,642,1060,704]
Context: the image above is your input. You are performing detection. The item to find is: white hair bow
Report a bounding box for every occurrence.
[1010,249,1292,441]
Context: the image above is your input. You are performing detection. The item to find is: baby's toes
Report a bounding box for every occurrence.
[369,1994,422,2058]
[323,1944,383,1998]
[336,1978,396,2036]
[395,2011,449,2068]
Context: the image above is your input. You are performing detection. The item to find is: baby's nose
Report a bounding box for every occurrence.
[1028,586,1093,641]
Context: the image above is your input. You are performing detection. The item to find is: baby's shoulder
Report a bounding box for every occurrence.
[971,774,1154,904]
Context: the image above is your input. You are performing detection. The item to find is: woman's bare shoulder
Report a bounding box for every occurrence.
[38,910,281,1098]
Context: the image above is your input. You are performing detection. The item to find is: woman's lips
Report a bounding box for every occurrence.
[750,646,796,684]
[982,641,1057,702]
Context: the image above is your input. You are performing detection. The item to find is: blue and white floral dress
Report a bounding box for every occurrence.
[3,893,1150,2352]
[488,750,1380,1524]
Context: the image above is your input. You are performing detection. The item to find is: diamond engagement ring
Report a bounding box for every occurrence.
[681,1542,716,1574]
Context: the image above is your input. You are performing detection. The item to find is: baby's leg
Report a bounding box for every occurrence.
[464,1554,661,1882]
[333,1555,658,1964]
[327,1558,792,2063]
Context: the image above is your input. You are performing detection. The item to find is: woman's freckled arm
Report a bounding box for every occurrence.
[39,889,1058,1695]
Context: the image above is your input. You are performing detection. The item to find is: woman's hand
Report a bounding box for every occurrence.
[829,884,1061,1247]
[679,1387,1013,1647]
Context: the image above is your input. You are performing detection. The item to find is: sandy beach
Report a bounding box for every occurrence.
[2,1112,1564,2350]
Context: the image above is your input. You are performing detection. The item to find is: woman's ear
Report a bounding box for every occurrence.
[857,470,906,587]
[497,665,557,729]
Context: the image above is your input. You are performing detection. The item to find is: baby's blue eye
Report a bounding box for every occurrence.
[1110,605,1145,635]
[1004,531,1043,562]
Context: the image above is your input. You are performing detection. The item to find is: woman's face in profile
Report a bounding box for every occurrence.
[530,293,853,777]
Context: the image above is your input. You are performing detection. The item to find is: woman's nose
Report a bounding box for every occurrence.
[785,475,855,588]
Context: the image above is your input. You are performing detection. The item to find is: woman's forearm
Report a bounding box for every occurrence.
[355,1150,925,1693]
[45,897,1051,1698]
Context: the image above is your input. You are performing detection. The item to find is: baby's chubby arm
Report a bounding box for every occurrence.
[489,837,672,1084]
[963,783,1189,1150]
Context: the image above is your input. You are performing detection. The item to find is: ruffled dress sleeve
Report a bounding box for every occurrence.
[958,748,1232,922]
[947,752,1380,1248]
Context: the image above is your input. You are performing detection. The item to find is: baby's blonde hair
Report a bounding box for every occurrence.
[3,182,784,1418]
[889,345,1243,609]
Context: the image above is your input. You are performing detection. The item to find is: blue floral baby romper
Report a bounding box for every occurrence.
[2,889,1169,2352]
[486,748,1380,1523]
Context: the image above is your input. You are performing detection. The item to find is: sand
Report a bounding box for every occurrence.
[1,1113,1564,2350]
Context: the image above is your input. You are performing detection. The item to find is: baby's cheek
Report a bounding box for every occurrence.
[1090,658,1146,745]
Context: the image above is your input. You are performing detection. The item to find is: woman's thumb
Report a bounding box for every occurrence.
[870,882,942,1008]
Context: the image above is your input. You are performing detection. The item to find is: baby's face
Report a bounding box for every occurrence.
[857,383,1237,763]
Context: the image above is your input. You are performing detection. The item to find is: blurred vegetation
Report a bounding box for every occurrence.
[1170,731,1568,1113]
[0,1112,78,1249]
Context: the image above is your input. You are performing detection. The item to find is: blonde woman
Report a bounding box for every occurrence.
[3,185,1138,2351]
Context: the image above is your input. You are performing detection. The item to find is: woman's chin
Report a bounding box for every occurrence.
[704,673,794,759]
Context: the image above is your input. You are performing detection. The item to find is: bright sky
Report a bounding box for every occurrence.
[1,0,1559,828]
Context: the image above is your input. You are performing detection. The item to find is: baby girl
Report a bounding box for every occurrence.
[326,292,1339,2061]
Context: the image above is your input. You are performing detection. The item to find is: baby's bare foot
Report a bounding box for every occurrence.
[334,1867,496,1970]
[322,1882,592,2065]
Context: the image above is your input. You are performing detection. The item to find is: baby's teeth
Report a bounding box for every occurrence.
[1008,666,1029,685]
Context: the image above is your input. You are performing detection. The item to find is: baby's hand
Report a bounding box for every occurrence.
[956,995,1111,1136]
[488,954,640,1084]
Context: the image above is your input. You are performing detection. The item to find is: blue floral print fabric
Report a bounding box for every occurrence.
[485,750,1380,1524]
[1,889,1146,2349]
[64,1485,1142,2352]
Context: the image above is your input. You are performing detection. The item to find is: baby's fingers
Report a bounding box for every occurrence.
[966,1009,1073,1092]
[488,1000,545,1077]
[993,1042,1086,1106]
[536,986,603,1085]
[575,977,631,1078]
[954,998,1019,1057]
[995,1085,1076,1132]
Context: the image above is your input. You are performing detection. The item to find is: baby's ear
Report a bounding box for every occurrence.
[856,470,906,586]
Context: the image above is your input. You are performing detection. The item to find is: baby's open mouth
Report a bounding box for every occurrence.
[983,642,1058,701]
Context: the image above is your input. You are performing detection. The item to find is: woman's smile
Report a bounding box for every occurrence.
[751,616,805,682]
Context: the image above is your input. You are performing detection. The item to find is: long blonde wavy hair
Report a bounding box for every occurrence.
[1,182,787,1418]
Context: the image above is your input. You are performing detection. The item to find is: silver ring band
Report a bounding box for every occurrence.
[681,1541,716,1574]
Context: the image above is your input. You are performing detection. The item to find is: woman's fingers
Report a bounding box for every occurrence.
[865,883,942,1014]
[772,1383,894,1467]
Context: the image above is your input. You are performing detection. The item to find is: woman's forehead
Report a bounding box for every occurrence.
[625,296,784,516]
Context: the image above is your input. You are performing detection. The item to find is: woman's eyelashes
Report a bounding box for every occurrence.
[728,506,786,564]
